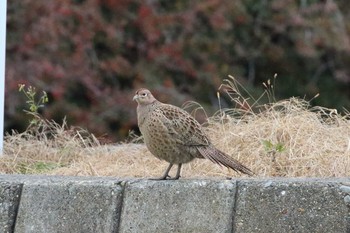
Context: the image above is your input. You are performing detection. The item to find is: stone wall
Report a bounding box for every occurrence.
[0,175,349,232]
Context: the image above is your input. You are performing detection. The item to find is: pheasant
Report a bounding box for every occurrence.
[133,88,254,179]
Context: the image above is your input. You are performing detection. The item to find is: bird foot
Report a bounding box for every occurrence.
[166,175,180,180]
[149,163,182,180]
[149,176,168,180]
[149,175,180,180]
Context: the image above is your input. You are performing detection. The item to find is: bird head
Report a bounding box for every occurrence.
[133,88,156,105]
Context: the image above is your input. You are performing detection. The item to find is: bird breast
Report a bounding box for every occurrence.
[138,105,197,164]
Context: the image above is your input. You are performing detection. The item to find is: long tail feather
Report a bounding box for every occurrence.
[197,146,254,176]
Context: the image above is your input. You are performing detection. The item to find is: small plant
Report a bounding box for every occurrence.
[262,140,286,153]
[18,84,49,125]
[262,139,286,176]
[17,161,62,174]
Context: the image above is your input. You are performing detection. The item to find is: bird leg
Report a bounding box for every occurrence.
[150,163,182,180]
[169,163,182,180]
[150,163,174,180]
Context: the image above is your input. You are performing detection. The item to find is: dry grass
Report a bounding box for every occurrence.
[1,77,350,178]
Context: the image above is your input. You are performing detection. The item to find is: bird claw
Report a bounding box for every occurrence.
[149,174,180,180]
[166,175,181,180]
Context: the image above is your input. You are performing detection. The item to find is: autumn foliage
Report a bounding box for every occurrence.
[5,0,350,140]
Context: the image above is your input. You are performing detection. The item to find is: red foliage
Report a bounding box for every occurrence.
[5,0,350,140]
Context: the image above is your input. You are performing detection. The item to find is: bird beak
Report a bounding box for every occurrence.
[132,95,139,101]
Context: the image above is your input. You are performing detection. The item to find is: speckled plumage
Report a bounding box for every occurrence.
[133,88,254,179]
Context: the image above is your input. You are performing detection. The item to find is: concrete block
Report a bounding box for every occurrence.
[234,179,350,233]
[0,180,22,233]
[119,179,236,233]
[13,176,124,233]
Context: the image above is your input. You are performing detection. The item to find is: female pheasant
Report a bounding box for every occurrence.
[133,88,254,179]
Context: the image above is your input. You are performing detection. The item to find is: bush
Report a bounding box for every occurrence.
[6,0,350,140]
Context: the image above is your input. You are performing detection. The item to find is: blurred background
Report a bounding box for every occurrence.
[5,0,350,142]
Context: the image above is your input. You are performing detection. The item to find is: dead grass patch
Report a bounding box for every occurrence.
[1,77,349,178]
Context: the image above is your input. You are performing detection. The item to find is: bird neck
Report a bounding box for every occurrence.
[137,100,160,127]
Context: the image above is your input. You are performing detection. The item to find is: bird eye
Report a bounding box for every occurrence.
[141,93,147,97]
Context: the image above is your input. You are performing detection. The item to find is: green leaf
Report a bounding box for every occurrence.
[262,140,273,150]
[275,142,286,152]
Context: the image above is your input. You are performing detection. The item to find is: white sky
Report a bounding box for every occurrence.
[0,1,7,153]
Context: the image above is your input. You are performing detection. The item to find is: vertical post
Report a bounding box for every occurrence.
[0,1,7,154]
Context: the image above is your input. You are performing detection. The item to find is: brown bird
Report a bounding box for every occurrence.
[133,88,254,180]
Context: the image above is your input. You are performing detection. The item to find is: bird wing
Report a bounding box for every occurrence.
[155,103,210,146]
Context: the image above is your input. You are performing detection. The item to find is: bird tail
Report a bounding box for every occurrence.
[197,146,254,176]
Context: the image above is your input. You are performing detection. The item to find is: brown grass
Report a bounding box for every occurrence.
[1,77,349,178]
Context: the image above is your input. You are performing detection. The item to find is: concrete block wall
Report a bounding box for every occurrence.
[0,175,349,232]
